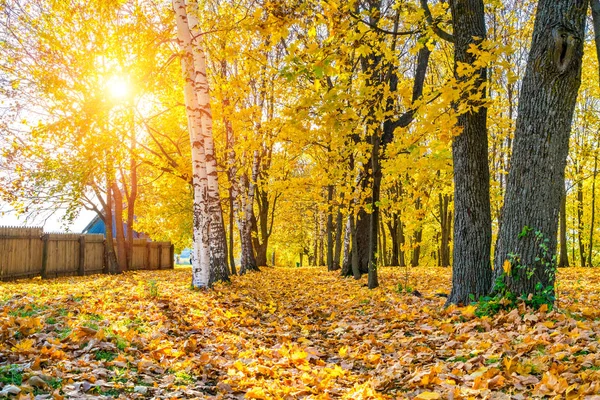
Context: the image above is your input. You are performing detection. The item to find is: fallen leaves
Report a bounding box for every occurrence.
[0,267,599,398]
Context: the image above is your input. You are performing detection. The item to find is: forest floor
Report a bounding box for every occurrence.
[0,266,600,399]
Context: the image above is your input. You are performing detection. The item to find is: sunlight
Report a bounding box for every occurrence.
[106,75,130,100]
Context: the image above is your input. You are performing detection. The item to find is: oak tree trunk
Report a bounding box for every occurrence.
[446,0,493,305]
[558,184,570,267]
[493,0,588,297]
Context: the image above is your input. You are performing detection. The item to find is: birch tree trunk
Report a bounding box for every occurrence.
[341,214,352,274]
[186,0,229,283]
[173,0,211,288]
[493,0,588,297]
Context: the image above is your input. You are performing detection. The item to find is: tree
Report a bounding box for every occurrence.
[173,0,229,287]
[493,0,588,297]
[446,0,492,305]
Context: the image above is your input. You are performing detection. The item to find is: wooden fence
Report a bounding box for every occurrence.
[0,226,174,281]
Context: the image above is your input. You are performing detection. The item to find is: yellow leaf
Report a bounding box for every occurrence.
[338,346,348,357]
[12,339,35,353]
[416,392,441,399]
[503,259,511,276]
[291,350,308,361]
[461,305,477,318]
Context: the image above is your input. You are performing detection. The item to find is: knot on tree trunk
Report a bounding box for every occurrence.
[552,26,580,74]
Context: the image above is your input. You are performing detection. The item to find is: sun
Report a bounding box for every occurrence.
[106,75,130,100]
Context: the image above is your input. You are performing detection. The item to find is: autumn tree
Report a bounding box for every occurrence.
[445,0,492,305]
[493,0,588,298]
[173,0,230,287]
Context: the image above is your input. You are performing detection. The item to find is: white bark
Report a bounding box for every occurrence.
[186,0,229,281]
[342,214,351,268]
[173,0,210,288]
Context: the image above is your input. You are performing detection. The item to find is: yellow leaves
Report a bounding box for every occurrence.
[534,371,569,396]
[415,392,441,400]
[12,339,35,353]
[2,267,600,399]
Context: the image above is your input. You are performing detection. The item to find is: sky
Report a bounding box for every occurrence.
[0,200,96,232]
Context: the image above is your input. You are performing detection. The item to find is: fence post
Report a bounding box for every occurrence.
[170,244,174,269]
[146,241,151,269]
[103,239,108,274]
[158,245,163,270]
[78,235,86,276]
[41,234,49,279]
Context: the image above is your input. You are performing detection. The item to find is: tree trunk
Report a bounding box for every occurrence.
[341,214,352,274]
[125,107,137,271]
[439,194,452,267]
[380,218,388,266]
[104,174,119,274]
[446,0,493,305]
[387,214,399,266]
[558,184,570,267]
[186,0,229,284]
[411,198,422,267]
[173,0,212,288]
[326,185,335,270]
[253,188,271,267]
[398,214,406,267]
[333,205,343,270]
[350,214,361,279]
[238,151,259,274]
[111,182,127,273]
[588,155,598,267]
[577,176,586,267]
[493,0,587,297]
[318,213,325,266]
[228,190,236,274]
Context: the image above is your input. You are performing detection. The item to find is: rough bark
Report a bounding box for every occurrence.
[446,0,492,305]
[493,0,588,296]
[558,184,570,267]
[439,194,452,267]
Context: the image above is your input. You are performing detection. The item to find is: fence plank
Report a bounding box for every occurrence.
[0,227,171,280]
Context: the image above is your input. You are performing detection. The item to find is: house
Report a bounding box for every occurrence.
[81,214,147,239]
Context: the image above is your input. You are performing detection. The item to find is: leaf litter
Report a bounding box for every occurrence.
[0,267,599,399]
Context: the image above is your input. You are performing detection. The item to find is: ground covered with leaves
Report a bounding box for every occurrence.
[1,266,600,399]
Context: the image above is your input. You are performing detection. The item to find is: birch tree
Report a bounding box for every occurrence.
[173,0,229,288]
